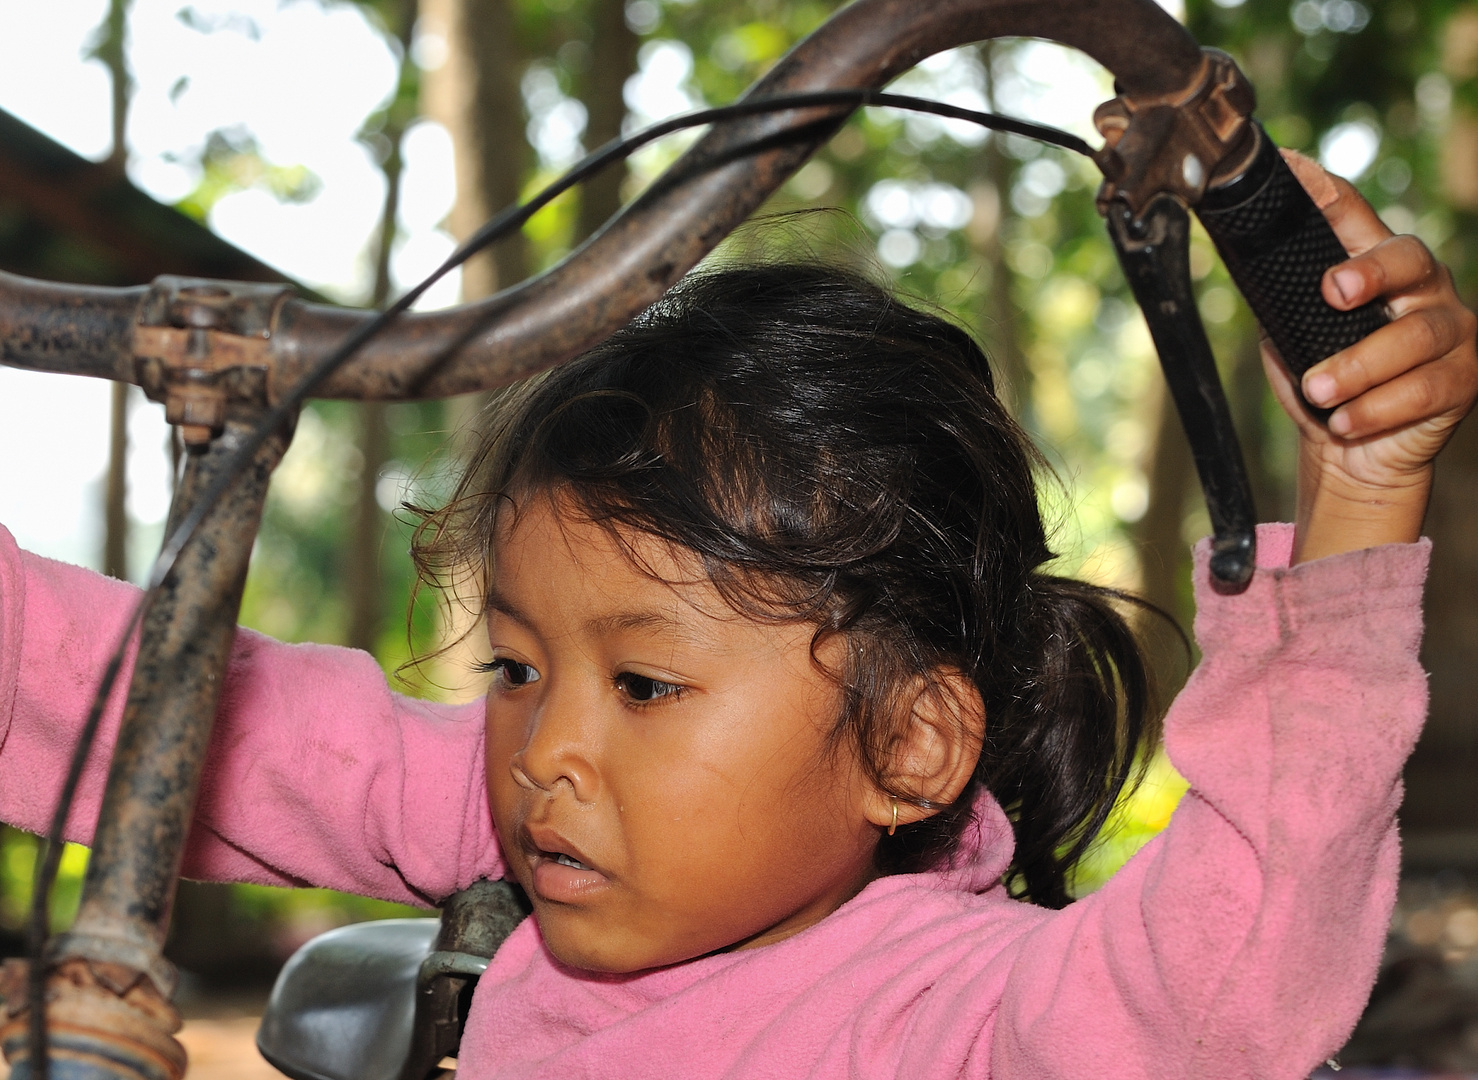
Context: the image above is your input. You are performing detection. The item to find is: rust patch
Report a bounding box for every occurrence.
[0,959,186,1080]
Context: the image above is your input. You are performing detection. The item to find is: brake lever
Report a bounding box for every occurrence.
[1095,49,1390,591]
[1107,195,1257,592]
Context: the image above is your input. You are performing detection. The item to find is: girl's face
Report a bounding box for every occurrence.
[483,493,885,973]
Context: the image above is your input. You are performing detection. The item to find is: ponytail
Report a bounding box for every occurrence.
[982,576,1159,907]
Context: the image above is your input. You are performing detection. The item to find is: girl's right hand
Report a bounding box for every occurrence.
[1263,153,1478,563]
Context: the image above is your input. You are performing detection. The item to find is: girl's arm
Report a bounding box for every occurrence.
[991,163,1474,1078]
[991,526,1428,1079]
[0,525,504,906]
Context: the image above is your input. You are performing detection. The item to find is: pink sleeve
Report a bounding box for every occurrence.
[0,523,504,907]
[992,523,1429,1079]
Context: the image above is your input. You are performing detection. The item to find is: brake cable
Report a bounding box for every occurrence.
[26,85,1092,1071]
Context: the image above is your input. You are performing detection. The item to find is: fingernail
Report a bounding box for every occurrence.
[1305,372,1338,406]
[1333,269,1362,304]
[1329,410,1352,436]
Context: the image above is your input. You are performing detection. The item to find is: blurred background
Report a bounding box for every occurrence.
[0,0,1476,1075]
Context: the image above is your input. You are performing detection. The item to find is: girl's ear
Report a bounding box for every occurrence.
[863,670,985,831]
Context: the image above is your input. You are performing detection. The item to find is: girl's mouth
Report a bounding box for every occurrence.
[532,848,609,903]
[522,823,609,901]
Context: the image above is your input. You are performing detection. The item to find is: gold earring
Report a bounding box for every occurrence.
[888,799,899,837]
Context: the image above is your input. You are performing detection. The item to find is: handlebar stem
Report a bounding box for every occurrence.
[131,277,293,446]
[5,404,294,1080]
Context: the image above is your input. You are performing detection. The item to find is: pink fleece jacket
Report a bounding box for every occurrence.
[0,522,1430,1079]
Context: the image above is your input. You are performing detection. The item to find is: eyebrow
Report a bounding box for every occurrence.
[484,585,709,644]
[584,610,686,636]
[484,585,535,629]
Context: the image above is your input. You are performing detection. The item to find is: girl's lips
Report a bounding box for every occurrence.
[531,852,611,903]
[521,823,611,902]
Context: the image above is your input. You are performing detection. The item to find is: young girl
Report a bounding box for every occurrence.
[0,157,1474,1079]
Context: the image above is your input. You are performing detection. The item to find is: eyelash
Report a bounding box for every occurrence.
[479,659,685,706]
[480,657,540,689]
[614,672,685,706]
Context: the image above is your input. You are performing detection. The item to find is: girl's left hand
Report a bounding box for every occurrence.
[1265,153,1478,562]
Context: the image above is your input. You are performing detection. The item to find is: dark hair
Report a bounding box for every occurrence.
[412,263,1157,908]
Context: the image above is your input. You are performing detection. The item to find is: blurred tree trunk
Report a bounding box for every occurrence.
[424,0,531,299]
[347,403,390,655]
[169,0,428,986]
[572,0,639,244]
[1406,358,1478,849]
[1135,383,1195,619]
[1402,69,1478,857]
[103,385,130,580]
[1174,0,1478,877]
[90,0,134,579]
[346,0,418,656]
[1227,333,1292,524]
[421,0,532,698]
[973,43,1030,417]
[90,0,133,175]
[1133,327,1290,700]
[1132,379,1196,700]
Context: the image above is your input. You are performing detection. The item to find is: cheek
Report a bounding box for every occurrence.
[614,704,867,902]
[737,747,869,874]
[483,700,526,826]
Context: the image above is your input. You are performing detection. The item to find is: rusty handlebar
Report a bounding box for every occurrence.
[0,0,1204,405]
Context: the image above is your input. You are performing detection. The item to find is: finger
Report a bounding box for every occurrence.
[1282,149,1392,257]
[1321,234,1443,313]
[1261,337,1325,432]
[1303,302,1474,408]
[1327,352,1478,439]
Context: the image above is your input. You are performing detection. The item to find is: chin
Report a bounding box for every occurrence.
[534,911,701,975]
[535,910,639,974]
[541,936,655,975]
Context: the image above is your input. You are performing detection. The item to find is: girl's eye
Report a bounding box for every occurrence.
[614,672,683,703]
[485,658,540,689]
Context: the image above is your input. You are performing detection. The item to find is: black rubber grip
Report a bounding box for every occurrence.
[1195,127,1388,422]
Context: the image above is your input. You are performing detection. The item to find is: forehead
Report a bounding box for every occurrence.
[488,491,728,626]
[485,493,839,676]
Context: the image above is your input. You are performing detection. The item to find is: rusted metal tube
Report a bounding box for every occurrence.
[0,270,143,383]
[62,405,292,987]
[398,882,532,1080]
[1,406,293,1080]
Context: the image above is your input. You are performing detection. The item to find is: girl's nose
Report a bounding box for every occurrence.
[509,692,600,802]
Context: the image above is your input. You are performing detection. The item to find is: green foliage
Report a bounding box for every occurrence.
[224,883,422,926]
[1187,0,1473,293]
[521,168,583,270]
[0,825,422,944]
[172,128,322,222]
[1069,751,1191,896]
[0,827,89,935]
